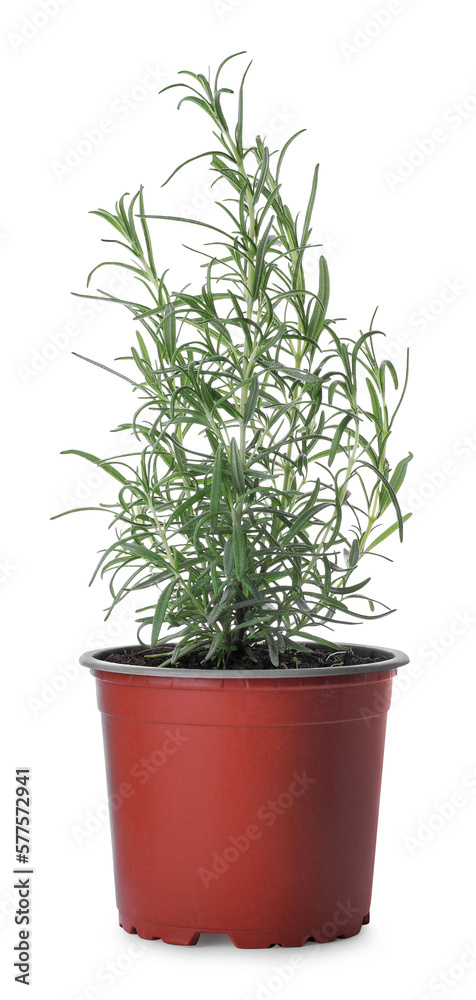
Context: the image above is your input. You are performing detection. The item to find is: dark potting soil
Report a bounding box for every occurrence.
[102,644,382,671]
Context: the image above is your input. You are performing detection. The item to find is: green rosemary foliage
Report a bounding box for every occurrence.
[57,53,412,668]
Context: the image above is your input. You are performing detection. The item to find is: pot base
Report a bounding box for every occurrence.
[118,911,370,948]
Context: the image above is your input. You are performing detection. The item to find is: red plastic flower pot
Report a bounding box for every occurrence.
[80,643,408,949]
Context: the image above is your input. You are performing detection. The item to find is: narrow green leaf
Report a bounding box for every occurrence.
[138,185,156,276]
[232,523,246,581]
[161,151,227,188]
[359,461,405,540]
[139,214,230,238]
[380,358,399,390]
[352,330,382,381]
[266,634,280,666]
[210,446,222,529]
[253,147,270,206]
[275,129,307,182]
[302,163,319,245]
[230,438,246,495]
[203,632,223,662]
[60,450,128,485]
[163,303,176,358]
[308,256,329,341]
[207,601,224,626]
[121,542,167,568]
[243,377,260,423]
[330,577,371,595]
[214,50,247,91]
[348,538,360,567]
[235,60,252,156]
[71,352,143,389]
[365,377,382,427]
[328,414,353,466]
[51,506,109,520]
[281,503,331,544]
[366,512,412,552]
[224,536,234,577]
[273,366,322,384]
[136,331,151,367]
[177,94,218,122]
[251,215,275,300]
[151,582,174,645]
[86,261,145,288]
[379,453,413,514]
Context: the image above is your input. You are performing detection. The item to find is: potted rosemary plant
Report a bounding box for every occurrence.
[59,53,412,948]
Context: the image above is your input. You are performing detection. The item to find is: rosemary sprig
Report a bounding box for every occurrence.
[56,53,412,668]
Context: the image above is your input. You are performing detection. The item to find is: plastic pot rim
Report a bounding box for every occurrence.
[79,641,409,679]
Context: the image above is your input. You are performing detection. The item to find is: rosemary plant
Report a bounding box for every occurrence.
[58,53,412,669]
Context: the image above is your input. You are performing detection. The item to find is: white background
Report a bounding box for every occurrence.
[1,0,476,997]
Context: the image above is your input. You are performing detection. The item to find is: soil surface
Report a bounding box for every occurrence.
[102,644,383,671]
